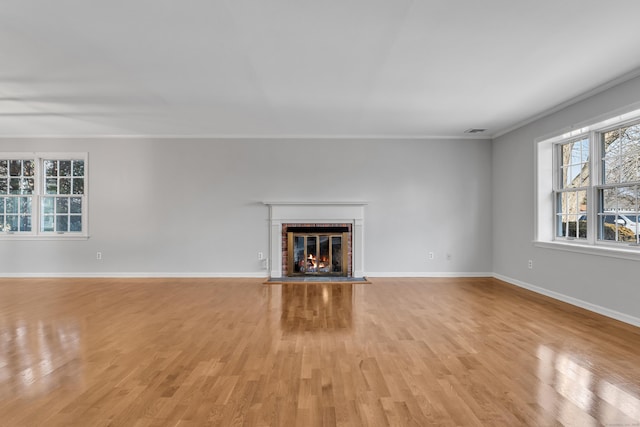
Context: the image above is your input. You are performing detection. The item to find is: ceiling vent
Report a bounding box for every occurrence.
[464,128,487,134]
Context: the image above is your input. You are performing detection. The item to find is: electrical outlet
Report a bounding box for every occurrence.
[96,252,102,261]
[428,252,434,260]
[258,252,264,260]
[528,260,533,269]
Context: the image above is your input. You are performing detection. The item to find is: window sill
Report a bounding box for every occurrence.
[534,240,640,261]
[0,234,89,241]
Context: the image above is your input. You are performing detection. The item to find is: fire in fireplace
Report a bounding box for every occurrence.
[285,225,350,276]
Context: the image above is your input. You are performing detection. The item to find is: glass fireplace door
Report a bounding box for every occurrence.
[289,232,347,276]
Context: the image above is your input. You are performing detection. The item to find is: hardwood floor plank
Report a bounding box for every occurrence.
[0,277,639,426]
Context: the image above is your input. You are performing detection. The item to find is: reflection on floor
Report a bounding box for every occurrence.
[280,283,353,332]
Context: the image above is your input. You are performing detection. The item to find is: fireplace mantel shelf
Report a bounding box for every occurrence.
[263,201,367,206]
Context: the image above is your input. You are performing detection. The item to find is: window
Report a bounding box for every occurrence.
[0,159,34,232]
[555,137,589,240]
[0,153,87,239]
[537,108,640,257]
[599,124,640,244]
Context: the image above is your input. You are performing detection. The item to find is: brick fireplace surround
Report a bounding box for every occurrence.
[264,202,366,279]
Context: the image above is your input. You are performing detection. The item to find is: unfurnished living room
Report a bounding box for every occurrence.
[1,1,640,426]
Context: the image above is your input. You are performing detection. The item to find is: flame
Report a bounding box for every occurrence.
[308,254,317,270]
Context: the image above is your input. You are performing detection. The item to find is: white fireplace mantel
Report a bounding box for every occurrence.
[263,202,366,278]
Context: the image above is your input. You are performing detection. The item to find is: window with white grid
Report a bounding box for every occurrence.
[0,153,88,239]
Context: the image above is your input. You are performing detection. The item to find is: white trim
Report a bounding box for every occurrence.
[494,273,640,328]
[263,201,367,206]
[0,235,89,241]
[0,272,269,278]
[0,134,490,141]
[366,272,493,278]
[493,67,640,139]
[533,240,640,261]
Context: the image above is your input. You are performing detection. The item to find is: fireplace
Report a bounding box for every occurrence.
[264,202,366,279]
[283,225,351,277]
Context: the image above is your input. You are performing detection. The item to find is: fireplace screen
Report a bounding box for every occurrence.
[288,232,348,276]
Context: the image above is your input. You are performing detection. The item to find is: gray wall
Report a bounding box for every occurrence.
[492,74,640,323]
[0,138,493,276]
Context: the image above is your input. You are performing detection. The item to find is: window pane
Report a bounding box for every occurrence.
[6,215,18,231]
[45,160,57,177]
[0,197,4,214]
[0,179,6,194]
[19,215,31,232]
[23,160,34,176]
[56,215,68,232]
[598,186,640,243]
[19,197,31,214]
[70,197,82,214]
[59,178,71,194]
[560,138,589,188]
[9,160,21,176]
[59,161,71,176]
[42,215,54,232]
[72,178,84,195]
[577,190,587,215]
[602,188,618,212]
[565,215,579,239]
[73,160,84,177]
[6,197,18,214]
[46,178,57,194]
[21,178,34,194]
[600,214,637,242]
[556,190,587,239]
[602,187,639,213]
[70,215,82,232]
[580,139,590,163]
[603,128,619,155]
[56,197,69,214]
[0,160,7,177]
[616,186,638,211]
[603,125,640,184]
[9,178,21,194]
[42,197,55,214]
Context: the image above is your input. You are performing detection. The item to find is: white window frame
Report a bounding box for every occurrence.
[535,106,640,261]
[0,152,88,240]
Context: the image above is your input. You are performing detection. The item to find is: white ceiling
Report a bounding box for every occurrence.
[2,1,640,139]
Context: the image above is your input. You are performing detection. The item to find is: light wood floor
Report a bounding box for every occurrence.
[0,277,639,426]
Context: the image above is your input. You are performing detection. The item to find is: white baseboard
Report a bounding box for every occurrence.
[0,272,269,279]
[0,271,491,279]
[366,272,493,278]
[494,273,640,328]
